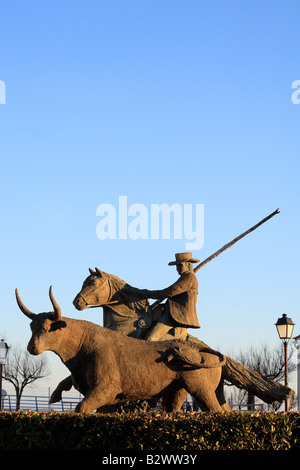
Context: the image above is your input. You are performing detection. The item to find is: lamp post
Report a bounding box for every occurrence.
[275,314,295,411]
[0,339,9,411]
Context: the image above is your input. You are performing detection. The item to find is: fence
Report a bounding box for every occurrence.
[1,394,81,412]
[231,403,265,411]
[1,394,266,413]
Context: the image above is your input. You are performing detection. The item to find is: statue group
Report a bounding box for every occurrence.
[16,209,294,413]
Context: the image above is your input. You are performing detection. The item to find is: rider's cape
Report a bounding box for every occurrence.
[147,272,200,329]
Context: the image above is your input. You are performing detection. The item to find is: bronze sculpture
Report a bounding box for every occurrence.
[16,287,227,413]
[15,207,294,412]
[72,208,294,408]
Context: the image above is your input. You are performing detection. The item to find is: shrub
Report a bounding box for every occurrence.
[0,410,299,451]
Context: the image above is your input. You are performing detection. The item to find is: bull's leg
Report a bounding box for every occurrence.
[189,386,224,412]
[215,378,232,412]
[95,404,116,413]
[162,388,189,412]
[49,375,73,404]
[184,373,224,413]
[75,385,115,414]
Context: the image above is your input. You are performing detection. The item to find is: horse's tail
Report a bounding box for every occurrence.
[164,343,226,369]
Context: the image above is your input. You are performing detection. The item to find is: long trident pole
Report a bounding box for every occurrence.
[193,208,280,274]
[148,208,280,310]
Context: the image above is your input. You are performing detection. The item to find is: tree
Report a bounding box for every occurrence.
[225,342,297,411]
[3,345,50,410]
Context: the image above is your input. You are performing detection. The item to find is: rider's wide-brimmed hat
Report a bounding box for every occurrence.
[168,252,200,266]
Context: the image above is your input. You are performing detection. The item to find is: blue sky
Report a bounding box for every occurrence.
[0,0,299,389]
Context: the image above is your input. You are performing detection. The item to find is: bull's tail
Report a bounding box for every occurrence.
[165,342,226,369]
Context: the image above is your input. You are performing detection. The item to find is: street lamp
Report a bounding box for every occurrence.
[0,339,9,411]
[275,314,295,411]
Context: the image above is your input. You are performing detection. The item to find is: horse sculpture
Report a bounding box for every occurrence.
[72,268,294,410]
[73,267,186,340]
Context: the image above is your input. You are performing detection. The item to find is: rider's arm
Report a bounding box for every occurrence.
[141,273,193,300]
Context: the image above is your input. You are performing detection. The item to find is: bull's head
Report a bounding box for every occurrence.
[15,286,66,355]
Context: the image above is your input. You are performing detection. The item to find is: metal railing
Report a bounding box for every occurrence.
[1,394,81,412]
[1,395,266,413]
[230,403,265,411]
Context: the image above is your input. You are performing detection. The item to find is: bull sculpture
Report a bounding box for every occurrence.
[16,286,228,413]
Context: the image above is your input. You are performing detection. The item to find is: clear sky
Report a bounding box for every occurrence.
[0,0,299,390]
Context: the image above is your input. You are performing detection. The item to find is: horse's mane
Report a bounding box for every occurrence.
[103,271,147,304]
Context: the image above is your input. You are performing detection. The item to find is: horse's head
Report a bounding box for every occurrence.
[73,268,111,311]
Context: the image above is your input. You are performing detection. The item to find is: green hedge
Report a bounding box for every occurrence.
[0,411,299,451]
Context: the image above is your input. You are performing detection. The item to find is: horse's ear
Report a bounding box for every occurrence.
[95,267,106,278]
[89,268,95,274]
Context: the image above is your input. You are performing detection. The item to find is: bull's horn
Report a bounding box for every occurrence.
[15,289,36,319]
[49,286,61,320]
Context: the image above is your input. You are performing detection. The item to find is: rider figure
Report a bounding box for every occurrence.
[142,252,201,341]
